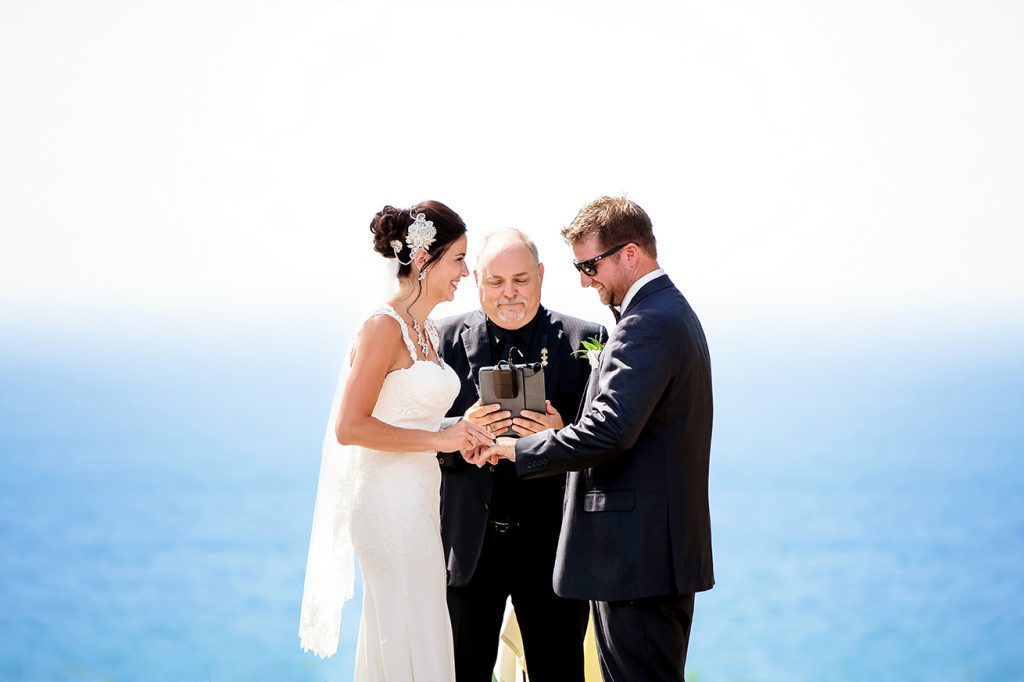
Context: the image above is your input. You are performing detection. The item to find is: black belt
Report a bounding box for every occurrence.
[488,519,520,533]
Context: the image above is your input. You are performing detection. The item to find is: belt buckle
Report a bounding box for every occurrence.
[491,520,514,534]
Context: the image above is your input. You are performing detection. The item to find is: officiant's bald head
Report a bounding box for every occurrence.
[474,229,545,330]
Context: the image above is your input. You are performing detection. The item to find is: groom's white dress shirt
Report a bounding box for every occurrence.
[616,268,665,316]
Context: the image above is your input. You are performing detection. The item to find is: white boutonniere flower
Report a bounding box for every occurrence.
[573,336,605,369]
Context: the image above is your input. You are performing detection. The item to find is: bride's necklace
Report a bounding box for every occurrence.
[409,313,430,359]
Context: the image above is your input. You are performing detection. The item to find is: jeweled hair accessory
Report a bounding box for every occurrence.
[390,212,437,265]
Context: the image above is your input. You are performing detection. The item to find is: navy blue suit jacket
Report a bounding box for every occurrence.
[515,275,715,601]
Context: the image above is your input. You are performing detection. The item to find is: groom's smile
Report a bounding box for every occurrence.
[572,237,627,307]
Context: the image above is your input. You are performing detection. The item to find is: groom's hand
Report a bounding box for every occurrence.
[511,400,563,436]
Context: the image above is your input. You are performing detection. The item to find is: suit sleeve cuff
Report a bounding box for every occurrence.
[514,431,553,478]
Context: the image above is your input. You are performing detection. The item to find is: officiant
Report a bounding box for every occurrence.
[434,228,605,682]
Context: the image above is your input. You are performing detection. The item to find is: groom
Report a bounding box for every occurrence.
[474,197,714,681]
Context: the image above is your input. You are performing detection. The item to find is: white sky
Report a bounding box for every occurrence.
[2,0,1022,332]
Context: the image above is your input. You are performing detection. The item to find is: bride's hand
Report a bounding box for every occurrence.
[434,419,496,454]
[465,439,516,468]
[461,445,493,468]
[463,445,499,468]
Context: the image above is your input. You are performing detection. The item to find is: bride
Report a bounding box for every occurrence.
[299,201,494,680]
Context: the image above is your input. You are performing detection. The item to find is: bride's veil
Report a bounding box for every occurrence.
[298,259,399,657]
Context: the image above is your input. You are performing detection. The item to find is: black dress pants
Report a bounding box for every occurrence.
[446,524,588,682]
[592,593,695,682]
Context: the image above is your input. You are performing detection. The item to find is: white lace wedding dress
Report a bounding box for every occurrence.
[349,307,460,680]
[299,305,460,681]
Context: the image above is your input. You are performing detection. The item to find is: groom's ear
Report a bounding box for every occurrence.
[622,243,642,267]
[537,262,545,286]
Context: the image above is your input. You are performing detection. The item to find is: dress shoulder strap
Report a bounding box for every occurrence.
[424,319,446,368]
[365,305,418,363]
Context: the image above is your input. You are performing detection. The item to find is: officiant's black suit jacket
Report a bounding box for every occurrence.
[515,275,715,601]
[435,306,604,587]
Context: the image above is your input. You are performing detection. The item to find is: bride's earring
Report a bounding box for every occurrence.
[418,268,428,282]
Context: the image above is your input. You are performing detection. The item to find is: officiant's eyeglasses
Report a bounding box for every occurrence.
[573,243,629,277]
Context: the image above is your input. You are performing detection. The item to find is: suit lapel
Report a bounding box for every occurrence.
[460,311,491,392]
[575,358,601,423]
[574,281,670,421]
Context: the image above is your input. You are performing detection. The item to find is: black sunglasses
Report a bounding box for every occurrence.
[573,243,629,277]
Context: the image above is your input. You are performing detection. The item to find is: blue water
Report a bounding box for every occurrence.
[1,316,1022,681]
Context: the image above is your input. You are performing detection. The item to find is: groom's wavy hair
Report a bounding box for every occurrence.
[560,196,657,259]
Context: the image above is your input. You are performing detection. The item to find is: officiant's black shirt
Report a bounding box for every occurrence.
[486,314,540,525]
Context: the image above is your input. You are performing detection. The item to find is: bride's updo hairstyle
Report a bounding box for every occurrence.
[370,200,467,278]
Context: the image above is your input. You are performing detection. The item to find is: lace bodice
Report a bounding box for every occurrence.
[368,305,460,433]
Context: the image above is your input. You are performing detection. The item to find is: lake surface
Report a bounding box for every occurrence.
[1,316,1022,681]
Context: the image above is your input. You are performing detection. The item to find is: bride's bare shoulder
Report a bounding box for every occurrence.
[347,314,407,370]
[355,313,404,345]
